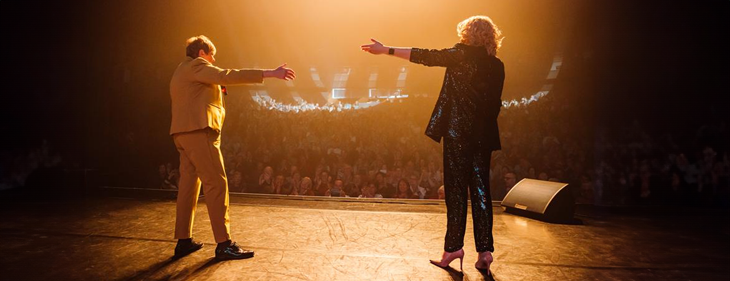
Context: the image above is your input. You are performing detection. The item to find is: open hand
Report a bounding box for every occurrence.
[269,63,296,80]
[361,38,388,55]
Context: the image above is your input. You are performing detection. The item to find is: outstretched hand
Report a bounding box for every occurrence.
[269,63,296,80]
[361,38,388,55]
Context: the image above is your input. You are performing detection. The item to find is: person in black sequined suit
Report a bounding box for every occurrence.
[362,16,504,273]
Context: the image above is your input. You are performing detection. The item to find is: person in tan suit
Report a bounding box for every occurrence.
[170,35,295,260]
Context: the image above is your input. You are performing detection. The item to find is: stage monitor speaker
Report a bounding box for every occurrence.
[501,178,575,223]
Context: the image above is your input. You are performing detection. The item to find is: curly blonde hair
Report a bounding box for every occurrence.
[457,16,503,56]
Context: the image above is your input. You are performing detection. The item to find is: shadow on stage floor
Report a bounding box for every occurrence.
[1,188,728,280]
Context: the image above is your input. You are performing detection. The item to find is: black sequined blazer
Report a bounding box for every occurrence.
[410,43,505,152]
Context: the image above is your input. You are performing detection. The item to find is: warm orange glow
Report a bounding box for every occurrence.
[135,0,568,102]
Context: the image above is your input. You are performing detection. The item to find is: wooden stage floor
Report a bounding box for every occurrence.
[1,190,729,281]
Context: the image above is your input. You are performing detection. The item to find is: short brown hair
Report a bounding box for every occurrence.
[185,35,216,58]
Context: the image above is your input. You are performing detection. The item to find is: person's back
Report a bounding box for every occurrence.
[169,35,295,261]
[170,57,230,135]
[360,15,503,275]
[448,43,505,150]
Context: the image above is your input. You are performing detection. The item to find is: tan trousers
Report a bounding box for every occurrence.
[173,128,231,243]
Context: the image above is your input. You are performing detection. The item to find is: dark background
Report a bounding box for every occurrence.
[1,0,728,191]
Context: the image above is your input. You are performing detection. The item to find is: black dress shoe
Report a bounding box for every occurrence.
[173,238,203,259]
[215,242,254,260]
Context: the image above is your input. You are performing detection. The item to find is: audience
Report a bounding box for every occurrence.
[149,94,727,207]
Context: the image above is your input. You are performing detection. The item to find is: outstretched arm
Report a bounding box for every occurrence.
[361,39,411,60]
[193,60,296,85]
[361,38,464,67]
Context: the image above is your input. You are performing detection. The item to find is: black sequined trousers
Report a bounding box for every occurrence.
[443,136,494,253]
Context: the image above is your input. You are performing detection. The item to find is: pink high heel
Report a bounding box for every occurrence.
[475,251,493,276]
[429,249,464,271]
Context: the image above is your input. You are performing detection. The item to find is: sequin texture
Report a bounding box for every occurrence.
[410,43,505,253]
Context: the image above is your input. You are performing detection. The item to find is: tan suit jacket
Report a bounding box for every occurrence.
[169,57,263,135]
